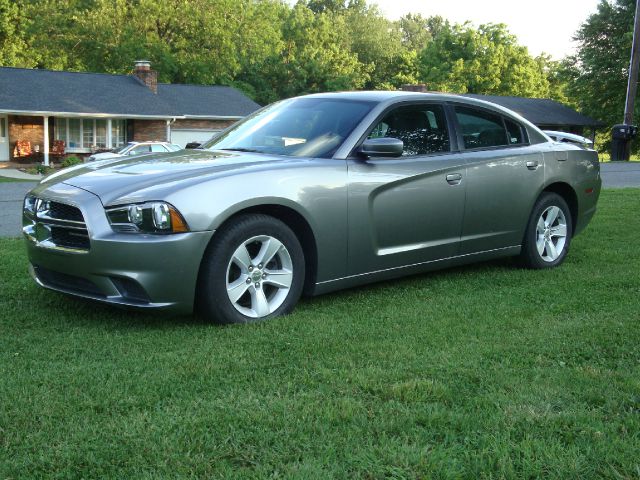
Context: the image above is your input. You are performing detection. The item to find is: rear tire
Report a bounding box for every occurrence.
[519,192,572,269]
[197,214,305,324]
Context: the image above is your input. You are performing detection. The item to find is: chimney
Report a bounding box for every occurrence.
[133,60,157,94]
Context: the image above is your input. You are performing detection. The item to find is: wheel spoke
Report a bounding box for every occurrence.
[263,269,293,289]
[545,238,558,260]
[250,287,270,317]
[232,244,253,271]
[550,224,567,237]
[537,217,546,234]
[227,276,250,303]
[255,237,283,266]
[536,235,546,256]
[545,207,559,227]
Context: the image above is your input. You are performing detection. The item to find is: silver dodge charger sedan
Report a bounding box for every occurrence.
[23,92,601,324]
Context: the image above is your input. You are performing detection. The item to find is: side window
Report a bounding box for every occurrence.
[455,106,508,149]
[368,104,450,156]
[150,144,167,152]
[129,145,151,155]
[505,118,526,145]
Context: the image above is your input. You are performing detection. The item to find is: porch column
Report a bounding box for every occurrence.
[43,116,50,167]
[106,119,112,149]
[166,119,171,142]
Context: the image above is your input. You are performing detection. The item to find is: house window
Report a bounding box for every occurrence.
[55,118,128,152]
[82,119,93,148]
[95,119,107,148]
[111,120,126,147]
[68,119,81,149]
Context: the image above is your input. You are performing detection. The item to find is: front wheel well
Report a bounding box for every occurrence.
[213,205,318,296]
[542,182,578,230]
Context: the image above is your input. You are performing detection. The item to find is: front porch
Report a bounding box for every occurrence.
[2,114,133,166]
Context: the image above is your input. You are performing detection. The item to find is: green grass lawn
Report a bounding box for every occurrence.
[0,176,32,183]
[1,190,639,479]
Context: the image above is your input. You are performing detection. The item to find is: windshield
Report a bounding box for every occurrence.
[113,143,135,154]
[202,97,375,158]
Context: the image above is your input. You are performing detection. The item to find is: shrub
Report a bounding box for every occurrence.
[62,155,83,168]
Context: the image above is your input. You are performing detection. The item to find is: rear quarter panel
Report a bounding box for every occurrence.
[542,143,601,236]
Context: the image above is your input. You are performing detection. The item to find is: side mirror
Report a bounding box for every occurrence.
[359,137,403,158]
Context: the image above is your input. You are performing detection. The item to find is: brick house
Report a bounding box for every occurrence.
[0,61,260,165]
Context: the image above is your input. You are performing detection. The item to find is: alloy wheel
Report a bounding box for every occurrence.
[535,206,568,262]
[225,235,293,318]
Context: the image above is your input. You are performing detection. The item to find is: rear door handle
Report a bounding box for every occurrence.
[526,160,539,170]
[446,173,463,185]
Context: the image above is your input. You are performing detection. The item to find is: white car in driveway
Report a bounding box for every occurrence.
[543,131,594,148]
[87,142,182,162]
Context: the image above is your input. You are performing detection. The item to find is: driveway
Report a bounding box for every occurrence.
[0,181,36,238]
[0,162,638,238]
[600,161,640,189]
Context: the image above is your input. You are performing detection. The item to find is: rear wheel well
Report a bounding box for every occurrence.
[542,183,578,230]
[215,205,318,296]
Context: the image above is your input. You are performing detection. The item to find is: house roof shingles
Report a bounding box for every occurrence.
[463,94,604,128]
[0,66,260,118]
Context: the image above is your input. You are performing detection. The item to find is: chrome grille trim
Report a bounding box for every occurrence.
[23,197,91,252]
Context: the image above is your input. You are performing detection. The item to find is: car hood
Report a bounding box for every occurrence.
[38,149,299,205]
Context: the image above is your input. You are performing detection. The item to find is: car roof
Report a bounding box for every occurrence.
[301,91,536,119]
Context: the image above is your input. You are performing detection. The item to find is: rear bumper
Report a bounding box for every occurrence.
[24,183,213,314]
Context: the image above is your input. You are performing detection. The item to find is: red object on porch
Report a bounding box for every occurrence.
[50,139,65,158]
[13,140,32,157]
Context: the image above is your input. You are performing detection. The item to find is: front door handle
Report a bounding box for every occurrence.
[446,173,463,185]
[526,160,540,170]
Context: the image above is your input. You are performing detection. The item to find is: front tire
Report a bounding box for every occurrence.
[519,192,572,269]
[197,214,305,324]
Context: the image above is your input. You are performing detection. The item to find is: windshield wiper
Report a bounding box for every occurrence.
[219,148,261,153]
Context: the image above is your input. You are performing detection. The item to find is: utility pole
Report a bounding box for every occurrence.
[613,0,640,160]
[624,0,640,126]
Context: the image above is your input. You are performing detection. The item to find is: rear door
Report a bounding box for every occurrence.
[452,104,545,254]
[347,102,467,275]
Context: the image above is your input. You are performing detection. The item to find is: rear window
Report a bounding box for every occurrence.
[455,106,508,149]
[455,106,529,149]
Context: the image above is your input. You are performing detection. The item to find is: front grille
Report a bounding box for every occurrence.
[24,197,91,252]
[50,226,90,250]
[33,265,104,297]
[48,202,84,222]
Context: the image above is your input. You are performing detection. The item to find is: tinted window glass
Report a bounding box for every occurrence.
[150,144,167,152]
[455,106,508,149]
[505,118,525,145]
[368,104,450,156]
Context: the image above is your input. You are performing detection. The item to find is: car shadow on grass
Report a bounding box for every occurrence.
[41,256,519,329]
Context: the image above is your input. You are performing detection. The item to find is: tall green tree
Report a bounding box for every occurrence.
[0,0,34,67]
[564,0,637,152]
[417,22,551,97]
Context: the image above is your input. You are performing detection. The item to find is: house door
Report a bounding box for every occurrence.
[0,116,8,161]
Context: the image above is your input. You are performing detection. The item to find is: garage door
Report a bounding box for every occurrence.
[170,129,220,148]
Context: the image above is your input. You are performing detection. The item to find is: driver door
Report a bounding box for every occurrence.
[347,103,466,275]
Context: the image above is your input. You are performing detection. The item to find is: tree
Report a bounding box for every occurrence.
[565,0,637,152]
[417,22,551,97]
[0,0,34,67]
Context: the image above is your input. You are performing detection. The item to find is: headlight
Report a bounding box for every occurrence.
[24,195,37,216]
[106,202,189,234]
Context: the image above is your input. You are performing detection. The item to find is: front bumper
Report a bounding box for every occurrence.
[23,182,213,314]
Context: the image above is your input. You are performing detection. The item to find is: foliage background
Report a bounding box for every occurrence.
[0,0,638,152]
